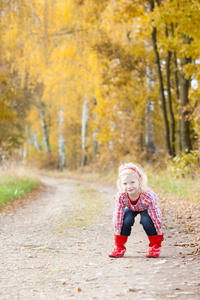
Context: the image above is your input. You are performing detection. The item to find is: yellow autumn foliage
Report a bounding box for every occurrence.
[0,0,200,167]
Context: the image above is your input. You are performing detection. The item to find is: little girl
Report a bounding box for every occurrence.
[109,162,164,258]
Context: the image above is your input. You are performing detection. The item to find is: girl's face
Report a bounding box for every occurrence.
[121,173,140,196]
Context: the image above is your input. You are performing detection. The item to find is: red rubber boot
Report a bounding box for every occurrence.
[109,235,128,258]
[146,234,164,258]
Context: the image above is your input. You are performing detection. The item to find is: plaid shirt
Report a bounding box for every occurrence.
[113,187,162,234]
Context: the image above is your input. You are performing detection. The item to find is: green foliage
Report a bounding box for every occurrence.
[0,176,39,206]
[147,165,200,202]
[170,151,199,178]
[149,173,192,199]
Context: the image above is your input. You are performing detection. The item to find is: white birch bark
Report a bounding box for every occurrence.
[40,103,51,153]
[92,129,98,163]
[20,142,27,159]
[81,98,89,167]
[145,63,155,154]
[92,109,98,163]
[109,121,115,151]
[26,124,43,152]
[58,106,65,171]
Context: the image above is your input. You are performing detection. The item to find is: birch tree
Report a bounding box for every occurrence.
[26,125,43,153]
[145,63,155,154]
[40,103,51,153]
[58,106,65,171]
[81,98,89,167]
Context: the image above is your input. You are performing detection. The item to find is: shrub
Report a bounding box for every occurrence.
[170,151,199,178]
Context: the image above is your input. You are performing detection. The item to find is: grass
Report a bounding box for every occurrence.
[0,176,39,206]
[147,170,200,202]
[149,174,189,197]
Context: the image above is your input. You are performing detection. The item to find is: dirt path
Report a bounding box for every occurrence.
[0,177,200,300]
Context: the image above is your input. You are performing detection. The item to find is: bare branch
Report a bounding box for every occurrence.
[52,28,87,37]
[27,0,40,24]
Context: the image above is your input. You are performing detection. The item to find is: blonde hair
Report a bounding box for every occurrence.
[117,162,148,193]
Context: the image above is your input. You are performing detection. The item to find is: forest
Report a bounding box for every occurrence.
[0,0,200,170]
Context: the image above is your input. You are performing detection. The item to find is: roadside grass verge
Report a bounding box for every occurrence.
[147,170,200,203]
[0,162,39,207]
[0,176,39,206]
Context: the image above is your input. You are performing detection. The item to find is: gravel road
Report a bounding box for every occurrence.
[0,177,200,300]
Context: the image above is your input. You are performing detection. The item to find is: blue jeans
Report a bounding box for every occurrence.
[120,208,157,236]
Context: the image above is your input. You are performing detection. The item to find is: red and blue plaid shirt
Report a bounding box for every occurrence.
[113,187,162,233]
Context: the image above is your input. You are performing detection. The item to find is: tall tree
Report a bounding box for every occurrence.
[58,106,65,170]
[180,54,192,153]
[81,98,89,167]
[165,24,175,156]
[150,0,172,155]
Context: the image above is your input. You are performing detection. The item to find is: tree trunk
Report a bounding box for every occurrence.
[173,50,182,153]
[109,121,115,151]
[145,63,155,154]
[58,106,66,171]
[150,1,172,155]
[20,142,27,159]
[165,25,176,156]
[40,103,51,153]
[180,56,192,153]
[81,98,89,167]
[92,129,98,163]
[171,22,182,153]
[26,124,43,152]
[92,99,99,163]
